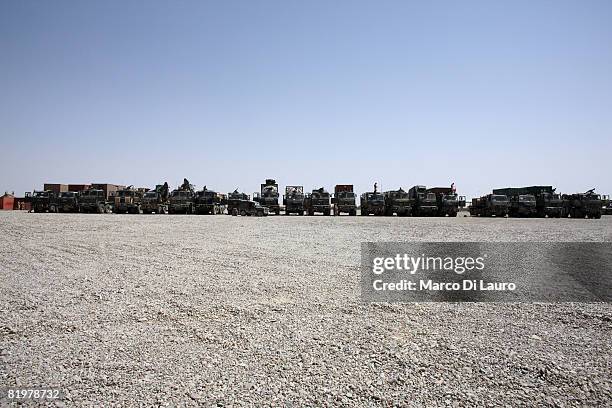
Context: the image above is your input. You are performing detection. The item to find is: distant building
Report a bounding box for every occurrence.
[0,193,15,210]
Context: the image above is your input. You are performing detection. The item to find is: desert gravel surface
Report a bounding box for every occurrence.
[1,212,611,406]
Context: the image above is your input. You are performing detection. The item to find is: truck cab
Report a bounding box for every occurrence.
[169,189,195,214]
[305,188,331,216]
[509,194,537,217]
[114,188,143,214]
[383,188,411,216]
[409,185,438,217]
[78,189,111,213]
[195,188,226,215]
[333,185,356,216]
[360,192,385,216]
[254,179,280,215]
[31,190,57,213]
[58,191,79,213]
[283,186,305,215]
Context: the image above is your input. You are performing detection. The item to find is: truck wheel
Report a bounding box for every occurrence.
[232,208,238,216]
[240,209,247,216]
[349,210,356,216]
[257,210,264,217]
[49,205,57,213]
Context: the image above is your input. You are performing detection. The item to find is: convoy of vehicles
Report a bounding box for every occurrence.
[253,179,280,215]
[304,188,331,216]
[283,186,305,215]
[333,185,357,216]
[23,180,609,219]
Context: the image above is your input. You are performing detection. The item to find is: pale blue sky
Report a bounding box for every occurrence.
[1,1,611,198]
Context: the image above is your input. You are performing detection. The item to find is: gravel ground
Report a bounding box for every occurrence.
[1,212,611,406]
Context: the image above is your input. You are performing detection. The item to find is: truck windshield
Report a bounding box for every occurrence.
[145,192,157,198]
[338,192,355,199]
[491,195,508,202]
[519,195,535,202]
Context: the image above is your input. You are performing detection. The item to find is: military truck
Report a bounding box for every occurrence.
[31,190,57,213]
[469,194,510,217]
[332,185,357,216]
[426,187,464,217]
[383,188,411,216]
[253,179,280,215]
[229,200,268,216]
[409,186,438,217]
[194,187,227,215]
[562,189,602,219]
[113,186,144,214]
[283,186,305,215]
[602,195,612,215]
[227,190,250,215]
[360,183,385,216]
[304,187,331,216]
[169,178,195,214]
[78,189,112,213]
[141,183,169,214]
[57,191,79,213]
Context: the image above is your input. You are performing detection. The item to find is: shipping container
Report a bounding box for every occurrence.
[68,184,90,192]
[44,184,69,194]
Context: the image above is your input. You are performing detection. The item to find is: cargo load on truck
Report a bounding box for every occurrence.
[253,179,280,215]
